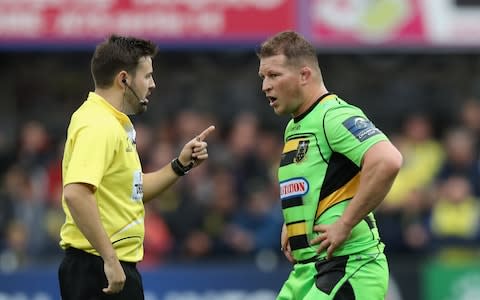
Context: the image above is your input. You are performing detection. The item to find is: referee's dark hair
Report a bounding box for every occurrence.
[91,35,158,89]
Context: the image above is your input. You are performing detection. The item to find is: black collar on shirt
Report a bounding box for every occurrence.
[293,92,332,123]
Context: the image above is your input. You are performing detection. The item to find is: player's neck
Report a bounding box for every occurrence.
[310,83,329,104]
[297,83,329,115]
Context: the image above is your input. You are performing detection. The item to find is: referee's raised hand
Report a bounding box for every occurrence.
[178,125,215,167]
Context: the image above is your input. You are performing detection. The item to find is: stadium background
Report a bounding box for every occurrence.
[1,0,480,299]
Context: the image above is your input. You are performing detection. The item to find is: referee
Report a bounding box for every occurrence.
[58,35,214,299]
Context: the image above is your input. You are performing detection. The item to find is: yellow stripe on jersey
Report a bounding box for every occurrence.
[316,173,361,218]
[283,138,303,153]
[287,221,306,237]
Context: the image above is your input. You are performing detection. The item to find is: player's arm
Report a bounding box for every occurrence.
[339,141,402,229]
[313,141,402,258]
[311,107,402,258]
[142,125,215,203]
[63,182,125,294]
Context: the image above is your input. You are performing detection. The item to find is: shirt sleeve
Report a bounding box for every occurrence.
[63,124,116,188]
[324,106,388,167]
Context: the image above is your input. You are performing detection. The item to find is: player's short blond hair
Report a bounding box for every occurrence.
[257,31,320,72]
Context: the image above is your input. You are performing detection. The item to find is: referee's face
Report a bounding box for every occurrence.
[259,54,302,116]
[126,56,156,115]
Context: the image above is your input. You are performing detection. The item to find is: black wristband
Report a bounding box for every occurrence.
[171,158,193,176]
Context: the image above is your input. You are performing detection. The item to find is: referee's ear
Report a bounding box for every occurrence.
[116,71,129,88]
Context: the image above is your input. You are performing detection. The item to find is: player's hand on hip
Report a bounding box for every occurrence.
[102,259,126,294]
[311,220,352,260]
[281,223,296,264]
[178,125,215,167]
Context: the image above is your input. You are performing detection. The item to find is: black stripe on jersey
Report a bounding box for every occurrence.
[319,152,360,200]
[282,196,303,209]
[286,219,305,226]
[289,234,310,250]
[112,236,142,245]
[364,215,375,229]
[280,150,297,167]
[287,134,311,139]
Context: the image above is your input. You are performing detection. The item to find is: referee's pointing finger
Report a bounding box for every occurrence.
[196,125,215,141]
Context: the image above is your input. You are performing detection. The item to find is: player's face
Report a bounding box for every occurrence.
[126,56,155,115]
[259,54,302,116]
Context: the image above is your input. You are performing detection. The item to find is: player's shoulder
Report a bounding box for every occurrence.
[323,96,364,119]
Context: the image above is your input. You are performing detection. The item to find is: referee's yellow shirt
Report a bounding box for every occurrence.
[60,92,145,262]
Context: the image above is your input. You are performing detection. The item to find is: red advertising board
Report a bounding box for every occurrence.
[1,0,480,49]
[307,0,427,47]
[0,0,297,45]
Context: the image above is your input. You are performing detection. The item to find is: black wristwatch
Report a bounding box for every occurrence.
[171,157,194,176]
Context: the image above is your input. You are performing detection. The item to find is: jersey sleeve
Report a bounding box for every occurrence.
[324,106,388,167]
[64,123,116,188]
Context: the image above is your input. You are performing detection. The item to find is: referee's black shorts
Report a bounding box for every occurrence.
[58,247,144,300]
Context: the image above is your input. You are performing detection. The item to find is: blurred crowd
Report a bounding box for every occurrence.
[0,111,285,271]
[0,51,480,271]
[377,99,480,257]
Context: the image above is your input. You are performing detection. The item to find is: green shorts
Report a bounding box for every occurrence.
[277,252,389,300]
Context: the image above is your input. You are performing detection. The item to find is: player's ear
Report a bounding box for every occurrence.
[299,67,312,85]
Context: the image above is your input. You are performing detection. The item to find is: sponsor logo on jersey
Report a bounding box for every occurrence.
[280,178,309,200]
[131,170,143,201]
[294,140,309,163]
[342,116,381,142]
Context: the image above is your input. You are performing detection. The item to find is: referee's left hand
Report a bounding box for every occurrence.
[178,125,215,167]
[102,259,126,294]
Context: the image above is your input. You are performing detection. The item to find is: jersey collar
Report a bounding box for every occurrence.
[87,92,132,126]
[293,92,334,123]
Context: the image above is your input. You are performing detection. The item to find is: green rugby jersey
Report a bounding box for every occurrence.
[279,93,388,262]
